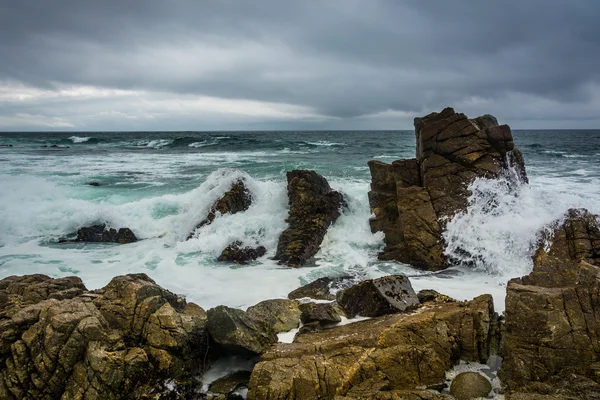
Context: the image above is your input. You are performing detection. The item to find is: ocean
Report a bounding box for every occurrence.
[0,130,599,312]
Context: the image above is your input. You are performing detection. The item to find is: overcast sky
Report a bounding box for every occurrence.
[1,1,599,131]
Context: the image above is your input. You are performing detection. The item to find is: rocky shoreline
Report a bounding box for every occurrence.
[2,108,599,399]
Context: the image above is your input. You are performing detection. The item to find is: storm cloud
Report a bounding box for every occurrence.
[1,0,599,130]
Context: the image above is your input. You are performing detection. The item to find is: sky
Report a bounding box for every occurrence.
[1,1,599,131]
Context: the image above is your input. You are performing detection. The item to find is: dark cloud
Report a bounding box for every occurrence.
[1,0,599,130]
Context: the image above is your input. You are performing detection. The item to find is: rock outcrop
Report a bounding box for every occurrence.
[274,170,345,267]
[218,241,266,264]
[76,224,137,244]
[247,294,497,399]
[0,273,208,400]
[368,107,527,270]
[500,209,600,398]
[336,275,419,318]
[188,180,252,239]
[287,276,353,301]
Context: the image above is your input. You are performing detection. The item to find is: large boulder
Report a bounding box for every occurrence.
[76,224,137,244]
[188,179,252,239]
[274,170,345,267]
[450,372,492,400]
[368,107,527,270]
[247,294,497,399]
[288,276,353,301]
[500,209,600,398]
[336,275,419,318]
[0,273,208,400]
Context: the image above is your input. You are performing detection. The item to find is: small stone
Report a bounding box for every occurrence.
[450,372,492,400]
[218,241,266,264]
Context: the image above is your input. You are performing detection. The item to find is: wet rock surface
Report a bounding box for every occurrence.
[298,302,342,326]
[189,180,252,239]
[368,107,527,270]
[245,299,301,334]
[247,294,496,400]
[0,273,208,400]
[218,241,266,264]
[207,370,251,400]
[450,372,492,400]
[336,275,419,318]
[76,224,138,244]
[500,208,600,398]
[274,170,345,267]
[287,276,353,301]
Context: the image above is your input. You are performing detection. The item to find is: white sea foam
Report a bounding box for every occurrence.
[189,140,218,148]
[69,136,91,143]
[306,141,344,147]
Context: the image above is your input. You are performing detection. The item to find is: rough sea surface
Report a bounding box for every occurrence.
[1,130,599,311]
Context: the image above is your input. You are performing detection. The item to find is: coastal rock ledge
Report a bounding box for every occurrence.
[0,273,208,400]
[368,107,527,271]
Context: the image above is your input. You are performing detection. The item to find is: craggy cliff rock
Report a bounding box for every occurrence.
[274,170,345,267]
[368,107,527,270]
[500,209,600,398]
[247,294,496,400]
[0,273,208,400]
[218,241,267,264]
[188,179,252,239]
[76,224,137,244]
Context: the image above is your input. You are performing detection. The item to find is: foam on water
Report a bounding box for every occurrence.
[69,136,91,143]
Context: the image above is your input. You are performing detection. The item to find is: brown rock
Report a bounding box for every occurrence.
[368,108,527,270]
[500,209,600,398]
[450,372,492,400]
[0,273,208,400]
[299,302,342,326]
[274,170,345,267]
[218,241,266,264]
[246,299,301,333]
[287,276,353,301]
[247,294,497,400]
[336,275,419,318]
[188,180,252,238]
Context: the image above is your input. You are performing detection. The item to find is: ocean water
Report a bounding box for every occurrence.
[0,130,599,312]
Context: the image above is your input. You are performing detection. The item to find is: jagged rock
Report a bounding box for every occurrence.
[336,275,419,318]
[500,209,600,397]
[450,372,492,400]
[0,273,208,400]
[274,170,345,267]
[299,302,342,326]
[217,241,266,264]
[288,276,354,300]
[368,107,527,270]
[245,299,301,333]
[206,306,277,355]
[247,295,497,399]
[76,224,137,244]
[188,180,252,238]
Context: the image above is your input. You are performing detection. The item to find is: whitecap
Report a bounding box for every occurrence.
[69,136,91,143]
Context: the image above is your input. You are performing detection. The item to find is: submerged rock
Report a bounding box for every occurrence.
[0,273,208,399]
[450,372,492,400]
[87,181,100,186]
[368,107,527,271]
[76,224,137,244]
[188,180,252,239]
[500,208,600,398]
[247,294,497,399]
[336,275,419,318]
[217,241,266,264]
[274,170,345,267]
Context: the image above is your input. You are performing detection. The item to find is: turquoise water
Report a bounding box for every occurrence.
[0,130,599,310]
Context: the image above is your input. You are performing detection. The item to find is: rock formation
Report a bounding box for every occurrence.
[274,170,345,267]
[0,273,208,399]
[76,224,137,244]
[247,294,497,399]
[206,299,300,355]
[218,241,266,264]
[336,275,419,318]
[500,208,600,399]
[287,276,353,301]
[188,179,252,239]
[368,107,527,270]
